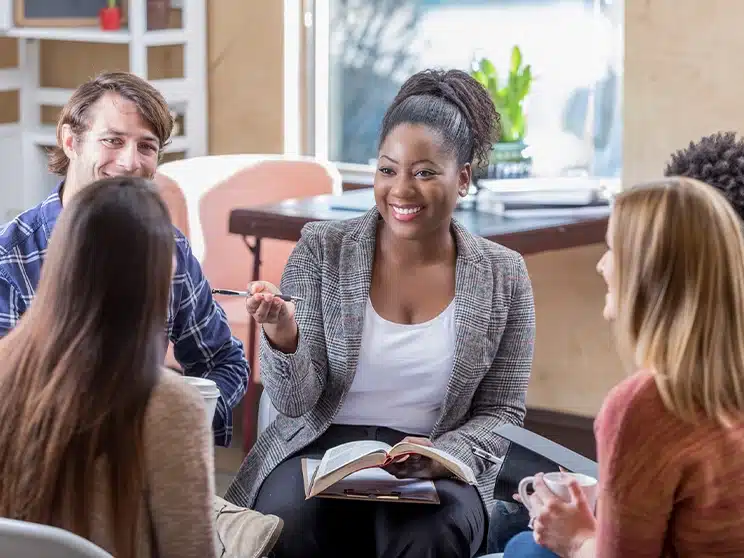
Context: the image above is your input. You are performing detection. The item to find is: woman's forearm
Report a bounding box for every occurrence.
[259,323,325,417]
[263,319,299,353]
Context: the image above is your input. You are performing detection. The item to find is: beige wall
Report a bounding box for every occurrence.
[207,0,283,154]
[2,0,734,417]
[623,0,744,185]
[534,0,744,416]
[524,245,623,416]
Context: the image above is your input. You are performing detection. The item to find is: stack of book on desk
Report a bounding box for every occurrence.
[477,177,617,219]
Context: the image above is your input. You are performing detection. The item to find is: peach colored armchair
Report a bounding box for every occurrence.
[154,155,342,451]
[154,173,191,239]
[153,173,190,371]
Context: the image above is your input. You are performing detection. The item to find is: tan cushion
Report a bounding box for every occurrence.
[213,496,283,558]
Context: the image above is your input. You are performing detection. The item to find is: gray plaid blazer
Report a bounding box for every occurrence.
[224,208,535,513]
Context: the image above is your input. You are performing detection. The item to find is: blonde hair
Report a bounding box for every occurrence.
[611,177,744,427]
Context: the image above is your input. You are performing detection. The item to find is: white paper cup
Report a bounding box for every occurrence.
[182,376,221,426]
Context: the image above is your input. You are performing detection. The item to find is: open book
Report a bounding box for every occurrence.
[306,440,477,499]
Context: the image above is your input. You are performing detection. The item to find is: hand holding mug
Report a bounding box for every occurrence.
[518,472,597,557]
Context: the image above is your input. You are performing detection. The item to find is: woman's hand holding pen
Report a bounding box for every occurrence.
[245,281,298,353]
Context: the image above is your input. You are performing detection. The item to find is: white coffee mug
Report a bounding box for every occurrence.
[182,376,221,427]
[518,472,598,520]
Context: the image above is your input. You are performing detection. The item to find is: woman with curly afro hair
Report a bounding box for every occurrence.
[665,131,744,220]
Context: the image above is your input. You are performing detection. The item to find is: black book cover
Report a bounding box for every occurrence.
[492,424,599,502]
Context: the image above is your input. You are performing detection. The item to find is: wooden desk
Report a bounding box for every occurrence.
[229,188,611,243]
[229,188,609,366]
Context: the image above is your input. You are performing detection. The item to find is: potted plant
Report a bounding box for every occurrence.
[471,45,533,180]
[100,0,122,31]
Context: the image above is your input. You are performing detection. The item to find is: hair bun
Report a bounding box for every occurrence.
[387,69,500,166]
[397,69,459,104]
[435,78,459,101]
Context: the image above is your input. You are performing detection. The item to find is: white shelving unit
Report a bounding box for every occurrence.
[0,0,207,212]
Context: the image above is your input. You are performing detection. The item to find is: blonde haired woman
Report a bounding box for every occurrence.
[504,177,744,557]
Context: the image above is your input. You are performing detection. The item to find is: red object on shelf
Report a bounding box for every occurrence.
[99,7,122,31]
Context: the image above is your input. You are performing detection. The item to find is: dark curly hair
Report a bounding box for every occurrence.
[665,132,744,221]
[378,69,500,168]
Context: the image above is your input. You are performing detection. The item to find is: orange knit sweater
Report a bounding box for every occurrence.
[594,370,744,557]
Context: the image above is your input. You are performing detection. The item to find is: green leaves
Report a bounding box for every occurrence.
[510,45,522,76]
[480,58,497,81]
[469,45,532,143]
[472,69,489,90]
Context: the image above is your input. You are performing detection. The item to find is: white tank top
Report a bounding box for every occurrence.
[333,297,456,435]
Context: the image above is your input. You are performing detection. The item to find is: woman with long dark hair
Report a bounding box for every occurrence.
[0,177,216,557]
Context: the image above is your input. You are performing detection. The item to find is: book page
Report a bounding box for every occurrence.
[389,442,477,485]
[315,440,391,480]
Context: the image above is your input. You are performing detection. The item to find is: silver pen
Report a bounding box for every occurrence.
[211,288,304,302]
[471,446,503,466]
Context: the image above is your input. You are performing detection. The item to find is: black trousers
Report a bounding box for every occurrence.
[254,424,486,558]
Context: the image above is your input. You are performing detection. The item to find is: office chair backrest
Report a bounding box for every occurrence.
[0,517,113,558]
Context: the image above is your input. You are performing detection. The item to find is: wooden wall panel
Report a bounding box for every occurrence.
[207,0,283,154]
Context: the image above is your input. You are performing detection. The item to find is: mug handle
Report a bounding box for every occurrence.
[518,476,536,514]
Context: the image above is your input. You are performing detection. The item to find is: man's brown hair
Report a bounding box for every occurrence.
[48,71,174,176]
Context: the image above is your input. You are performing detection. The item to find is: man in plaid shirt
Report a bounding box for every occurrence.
[0,72,248,447]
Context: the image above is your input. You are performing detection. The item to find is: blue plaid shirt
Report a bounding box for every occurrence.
[0,186,248,447]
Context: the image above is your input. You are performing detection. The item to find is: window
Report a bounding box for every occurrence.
[296,0,623,179]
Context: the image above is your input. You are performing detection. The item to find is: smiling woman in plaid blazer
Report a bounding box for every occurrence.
[225,69,536,558]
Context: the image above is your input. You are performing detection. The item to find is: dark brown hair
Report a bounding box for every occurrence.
[48,71,174,175]
[0,177,174,557]
[379,69,501,168]
[665,131,744,221]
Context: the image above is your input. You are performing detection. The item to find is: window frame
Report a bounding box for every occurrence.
[285,0,623,183]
